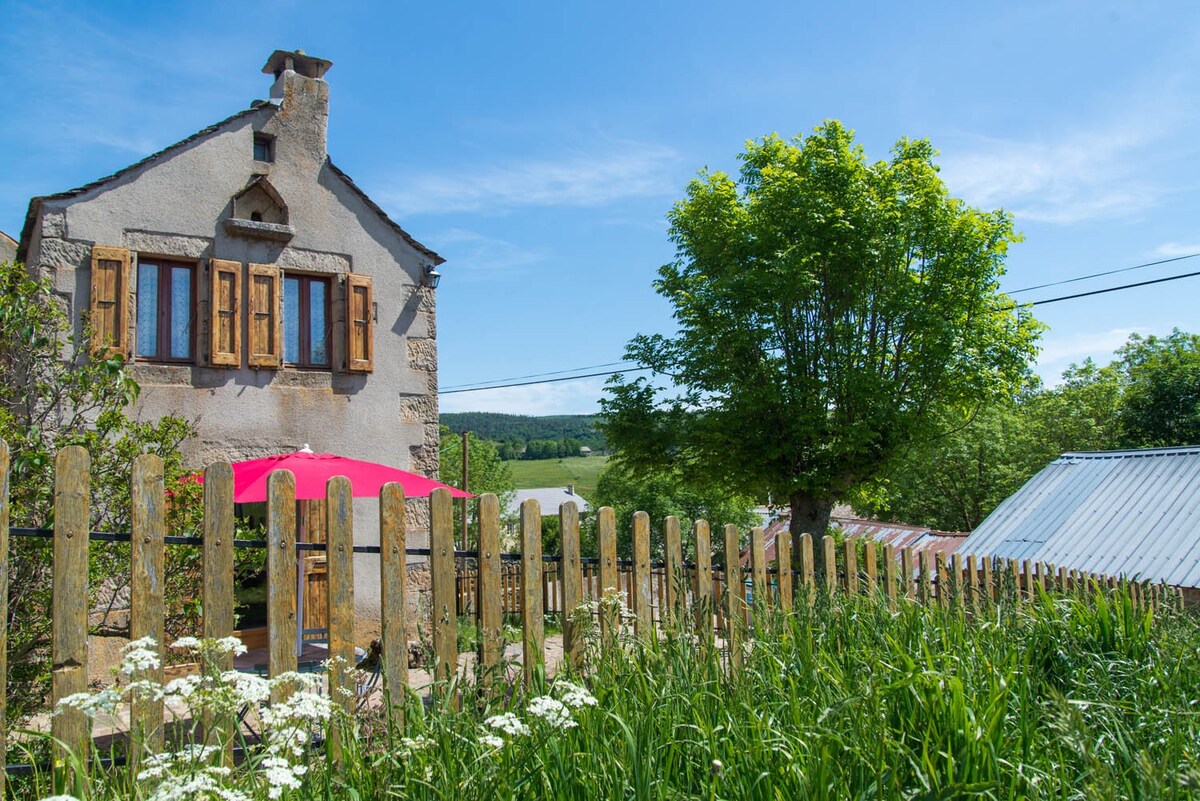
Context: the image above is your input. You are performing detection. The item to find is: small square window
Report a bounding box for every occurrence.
[253,133,274,163]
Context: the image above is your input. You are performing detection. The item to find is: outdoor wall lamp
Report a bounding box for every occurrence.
[423,264,442,289]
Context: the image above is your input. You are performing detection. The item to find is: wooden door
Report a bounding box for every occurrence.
[300,499,329,639]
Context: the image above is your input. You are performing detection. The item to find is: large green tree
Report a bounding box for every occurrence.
[602,122,1040,554]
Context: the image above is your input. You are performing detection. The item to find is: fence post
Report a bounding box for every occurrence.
[380,483,408,730]
[692,520,713,640]
[777,531,793,611]
[800,533,815,603]
[476,494,501,686]
[520,498,544,687]
[864,541,877,597]
[723,524,743,670]
[884,544,897,609]
[268,471,298,700]
[0,442,8,799]
[821,535,837,598]
[920,551,935,605]
[326,476,354,760]
[750,526,767,611]
[1022,559,1035,601]
[597,507,618,651]
[430,488,458,693]
[201,462,235,755]
[935,552,949,608]
[52,446,90,768]
[966,554,979,613]
[561,501,582,668]
[843,539,858,596]
[130,454,166,764]
[632,511,652,639]
[902,548,917,601]
[664,515,683,627]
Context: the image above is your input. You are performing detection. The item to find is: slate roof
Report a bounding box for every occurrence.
[16,103,443,266]
[955,446,1200,587]
[506,487,592,518]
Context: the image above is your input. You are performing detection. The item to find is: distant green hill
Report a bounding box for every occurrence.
[508,455,609,499]
[440,412,606,454]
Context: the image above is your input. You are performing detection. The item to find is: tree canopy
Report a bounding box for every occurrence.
[870,328,1200,531]
[602,122,1041,548]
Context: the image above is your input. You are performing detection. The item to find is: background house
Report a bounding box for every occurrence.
[743,513,968,567]
[955,446,1200,595]
[506,486,593,519]
[0,230,15,262]
[16,49,444,624]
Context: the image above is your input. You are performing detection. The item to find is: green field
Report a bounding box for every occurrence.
[507,455,608,498]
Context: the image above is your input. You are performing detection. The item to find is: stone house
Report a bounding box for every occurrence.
[16,50,444,625]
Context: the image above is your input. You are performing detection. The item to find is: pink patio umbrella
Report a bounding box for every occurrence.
[200,446,472,659]
[224,445,473,503]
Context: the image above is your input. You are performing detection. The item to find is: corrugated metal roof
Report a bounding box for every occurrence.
[955,446,1200,587]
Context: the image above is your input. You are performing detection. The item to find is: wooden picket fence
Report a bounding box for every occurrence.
[0,442,1181,791]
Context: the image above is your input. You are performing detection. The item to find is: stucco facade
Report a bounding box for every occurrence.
[17,50,443,618]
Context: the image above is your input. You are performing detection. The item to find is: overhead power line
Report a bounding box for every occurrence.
[1009,252,1200,295]
[438,367,653,396]
[439,360,635,391]
[439,263,1200,396]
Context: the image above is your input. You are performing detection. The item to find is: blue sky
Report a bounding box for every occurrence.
[4,1,1200,415]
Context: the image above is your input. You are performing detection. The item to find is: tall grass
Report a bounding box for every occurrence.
[29,587,1200,800]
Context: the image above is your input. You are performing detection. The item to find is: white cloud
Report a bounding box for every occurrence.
[425,228,547,279]
[380,142,682,216]
[1150,242,1200,259]
[939,128,1163,225]
[1034,326,1147,383]
[439,378,607,416]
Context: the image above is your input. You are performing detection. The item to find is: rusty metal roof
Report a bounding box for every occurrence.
[743,515,968,566]
[955,446,1200,587]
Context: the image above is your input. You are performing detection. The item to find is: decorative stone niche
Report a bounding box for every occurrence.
[223,175,295,242]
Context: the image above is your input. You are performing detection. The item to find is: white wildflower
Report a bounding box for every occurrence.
[163,675,202,700]
[124,636,158,652]
[54,687,121,717]
[119,643,161,675]
[479,733,504,749]
[221,671,271,705]
[528,696,576,730]
[556,681,597,709]
[214,636,248,656]
[396,735,434,757]
[269,671,323,691]
[261,754,305,800]
[170,636,202,650]
[38,796,83,801]
[485,712,530,737]
[124,679,165,701]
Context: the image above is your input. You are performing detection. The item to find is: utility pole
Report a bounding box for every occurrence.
[461,431,470,551]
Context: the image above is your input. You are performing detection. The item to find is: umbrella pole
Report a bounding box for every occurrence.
[296,502,305,659]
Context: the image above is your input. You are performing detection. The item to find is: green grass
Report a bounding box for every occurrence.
[26,587,1200,800]
[507,455,608,498]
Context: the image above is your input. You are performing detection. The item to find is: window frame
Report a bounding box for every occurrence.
[283,273,333,369]
[253,132,275,163]
[135,257,197,364]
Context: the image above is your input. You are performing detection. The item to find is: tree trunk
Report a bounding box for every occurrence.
[788,492,835,576]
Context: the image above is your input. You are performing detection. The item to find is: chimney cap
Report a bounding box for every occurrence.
[263,49,333,80]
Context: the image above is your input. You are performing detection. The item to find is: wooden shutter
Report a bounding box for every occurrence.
[346,273,373,373]
[89,245,131,357]
[247,263,281,368]
[209,259,242,367]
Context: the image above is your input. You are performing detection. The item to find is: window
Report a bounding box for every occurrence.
[283,274,330,367]
[253,133,274,163]
[136,259,195,362]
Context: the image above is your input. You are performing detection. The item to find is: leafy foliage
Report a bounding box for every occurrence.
[592,461,757,560]
[603,122,1040,543]
[0,260,250,720]
[871,328,1200,531]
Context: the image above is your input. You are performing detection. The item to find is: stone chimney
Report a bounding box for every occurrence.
[262,49,333,173]
[567,484,575,496]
